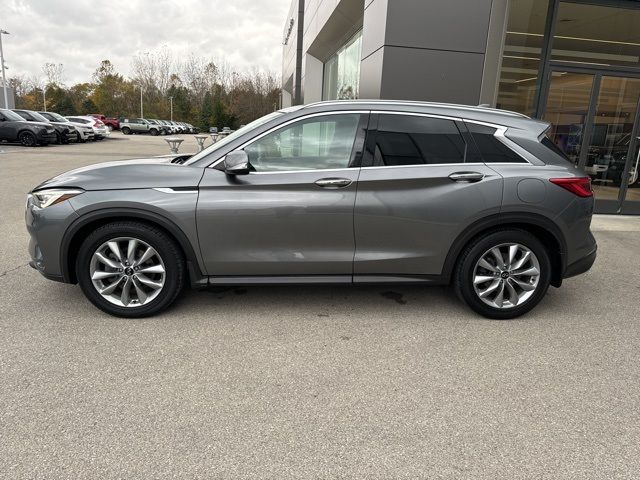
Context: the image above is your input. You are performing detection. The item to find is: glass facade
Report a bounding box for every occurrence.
[496,0,549,116]
[497,0,640,214]
[322,31,363,100]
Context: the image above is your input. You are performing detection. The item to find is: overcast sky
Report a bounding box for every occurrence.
[2,0,291,85]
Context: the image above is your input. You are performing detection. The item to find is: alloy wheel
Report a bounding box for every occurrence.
[472,243,540,309]
[20,132,36,147]
[89,237,166,307]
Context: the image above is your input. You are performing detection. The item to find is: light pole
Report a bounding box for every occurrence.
[169,95,173,121]
[139,85,143,118]
[0,29,9,109]
[42,86,46,111]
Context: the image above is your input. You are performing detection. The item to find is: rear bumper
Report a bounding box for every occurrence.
[563,247,596,279]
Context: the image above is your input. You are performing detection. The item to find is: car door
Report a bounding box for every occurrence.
[0,112,13,140]
[196,111,368,278]
[353,112,504,279]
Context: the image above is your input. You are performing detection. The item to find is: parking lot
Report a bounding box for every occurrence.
[1,133,639,478]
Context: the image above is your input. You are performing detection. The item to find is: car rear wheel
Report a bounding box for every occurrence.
[454,229,551,319]
[76,222,186,318]
[19,131,37,147]
[121,127,131,135]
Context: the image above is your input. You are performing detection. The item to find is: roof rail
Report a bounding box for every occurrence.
[301,99,529,118]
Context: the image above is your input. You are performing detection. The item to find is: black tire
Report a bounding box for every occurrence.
[454,229,551,320]
[150,128,159,136]
[121,127,131,135]
[76,221,186,318]
[19,131,37,147]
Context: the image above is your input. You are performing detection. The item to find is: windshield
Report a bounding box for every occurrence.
[0,109,27,121]
[48,112,68,122]
[26,111,50,122]
[184,111,284,165]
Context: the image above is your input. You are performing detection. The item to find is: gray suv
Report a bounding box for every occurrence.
[25,101,597,319]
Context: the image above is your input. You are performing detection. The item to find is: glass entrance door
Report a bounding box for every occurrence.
[543,69,640,213]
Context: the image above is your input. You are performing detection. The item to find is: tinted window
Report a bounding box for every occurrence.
[466,123,526,163]
[245,114,360,172]
[373,115,466,166]
[14,110,34,121]
[542,135,572,162]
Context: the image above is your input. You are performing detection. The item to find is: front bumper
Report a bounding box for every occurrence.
[36,130,57,144]
[26,195,79,282]
[78,129,95,140]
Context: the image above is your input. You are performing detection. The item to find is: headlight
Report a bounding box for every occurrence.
[30,188,84,208]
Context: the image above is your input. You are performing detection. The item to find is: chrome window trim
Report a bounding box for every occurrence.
[208,110,369,170]
[250,167,356,175]
[153,188,198,194]
[361,162,484,170]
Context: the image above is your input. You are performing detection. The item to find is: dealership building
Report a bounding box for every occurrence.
[281,0,640,214]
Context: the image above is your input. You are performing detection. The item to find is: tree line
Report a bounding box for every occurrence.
[9,48,281,131]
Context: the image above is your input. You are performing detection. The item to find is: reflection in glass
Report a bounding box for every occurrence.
[323,31,363,100]
[584,77,640,203]
[496,0,549,116]
[543,72,595,165]
[552,2,640,69]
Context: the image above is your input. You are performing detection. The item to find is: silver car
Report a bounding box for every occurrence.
[25,101,597,319]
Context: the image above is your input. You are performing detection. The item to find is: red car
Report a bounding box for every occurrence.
[88,114,119,131]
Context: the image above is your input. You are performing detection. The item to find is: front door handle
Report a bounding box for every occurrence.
[449,171,485,183]
[315,177,352,188]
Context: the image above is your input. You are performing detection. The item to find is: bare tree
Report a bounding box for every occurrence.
[42,63,64,86]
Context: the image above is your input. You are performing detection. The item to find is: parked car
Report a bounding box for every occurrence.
[13,109,77,144]
[147,119,170,135]
[161,120,179,134]
[0,108,57,146]
[25,100,597,319]
[120,118,163,136]
[88,114,120,131]
[66,116,110,140]
[38,111,95,143]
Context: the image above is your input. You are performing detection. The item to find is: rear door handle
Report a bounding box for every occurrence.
[315,177,352,188]
[449,171,485,183]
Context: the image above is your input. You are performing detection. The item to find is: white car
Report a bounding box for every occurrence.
[66,116,111,140]
[38,111,95,142]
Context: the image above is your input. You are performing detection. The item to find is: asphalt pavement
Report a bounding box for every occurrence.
[1,133,639,479]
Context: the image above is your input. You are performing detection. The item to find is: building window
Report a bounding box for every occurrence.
[496,0,549,116]
[551,2,640,69]
[322,31,362,100]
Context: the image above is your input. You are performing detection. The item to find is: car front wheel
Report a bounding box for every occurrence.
[455,229,551,319]
[76,222,185,317]
[19,131,37,147]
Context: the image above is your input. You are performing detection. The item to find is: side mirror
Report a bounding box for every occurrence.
[224,150,251,175]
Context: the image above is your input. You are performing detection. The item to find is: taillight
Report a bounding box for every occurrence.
[549,177,593,197]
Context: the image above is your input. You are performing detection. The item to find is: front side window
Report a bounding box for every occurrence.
[372,114,467,166]
[244,114,361,172]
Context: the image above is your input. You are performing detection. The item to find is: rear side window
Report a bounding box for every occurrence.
[372,114,467,166]
[542,135,572,162]
[466,122,526,163]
